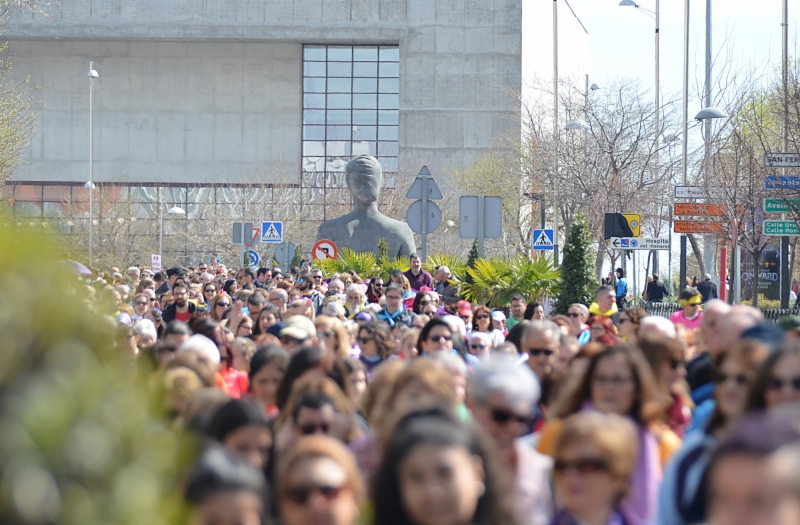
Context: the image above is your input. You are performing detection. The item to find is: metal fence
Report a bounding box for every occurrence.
[645,301,800,324]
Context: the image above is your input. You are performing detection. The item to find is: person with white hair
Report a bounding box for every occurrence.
[323,299,346,320]
[133,319,157,348]
[467,356,553,525]
[468,331,494,360]
[126,266,141,284]
[696,273,718,304]
[344,283,366,319]
[638,315,678,340]
[179,334,221,365]
[434,265,461,304]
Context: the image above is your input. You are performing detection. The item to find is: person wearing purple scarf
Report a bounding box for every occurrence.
[537,344,682,523]
[550,412,652,525]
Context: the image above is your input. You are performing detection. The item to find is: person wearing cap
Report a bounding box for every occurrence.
[457,300,473,329]
[670,288,704,330]
[155,266,186,295]
[279,316,318,354]
[777,315,800,340]
[403,253,434,292]
[491,310,508,335]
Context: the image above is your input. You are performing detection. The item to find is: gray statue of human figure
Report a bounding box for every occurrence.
[316,154,416,257]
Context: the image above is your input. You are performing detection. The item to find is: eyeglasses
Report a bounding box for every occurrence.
[470,344,488,351]
[312,275,322,280]
[216,302,231,308]
[285,483,346,505]
[768,376,800,391]
[567,312,581,318]
[386,295,403,301]
[204,288,216,293]
[299,423,330,435]
[475,314,490,320]
[528,348,554,357]
[714,372,749,386]
[491,408,531,426]
[553,457,610,475]
[593,375,633,387]
[358,336,374,345]
[428,335,452,343]
[173,292,187,297]
[135,301,148,306]
[372,282,383,288]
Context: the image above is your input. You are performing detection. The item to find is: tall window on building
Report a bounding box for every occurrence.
[302,45,399,182]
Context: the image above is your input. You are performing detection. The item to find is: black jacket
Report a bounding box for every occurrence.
[696,280,718,303]
[162,302,197,324]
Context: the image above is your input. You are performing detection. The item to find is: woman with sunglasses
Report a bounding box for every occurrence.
[411,291,433,315]
[550,412,641,525]
[746,340,800,410]
[471,305,504,348]
[538,344,681,523]
[131,292,150,321]
[366,276,384,304]
[277,435,365,525]
[639,336,692,437]
[211,294,233,322]
[416,318,455,358]
[658,340,768,525]
[202,282,218,305]
[357,321,395,380]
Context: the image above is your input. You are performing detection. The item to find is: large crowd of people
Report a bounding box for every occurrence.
[89,254,800,525]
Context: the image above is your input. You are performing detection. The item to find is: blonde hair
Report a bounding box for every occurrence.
[314,315,351,357]
[163,367,204,404]
[234,337,257,370]
[555,412,639,501]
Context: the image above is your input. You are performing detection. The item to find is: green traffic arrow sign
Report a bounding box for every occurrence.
[764,198,800,213]
[763,220,800,236]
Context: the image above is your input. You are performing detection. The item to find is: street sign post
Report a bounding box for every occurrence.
[405,166,443,261]
[261,221,283,243]
[313,239,338,261]
[610,237,670,250]
[674,221,725,234]
[673,186,726,199]
[233,222,254,267]
[151,254,162,272]
[273,242,296,269]
[765,176,800,190]
[763,220,800,236]
[532,229,555,251]
[764,199,800,213]
[764,153,800,168]
[459,196,503,257]
[674,203,732,216]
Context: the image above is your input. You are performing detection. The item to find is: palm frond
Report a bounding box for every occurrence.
[316,248,379,277]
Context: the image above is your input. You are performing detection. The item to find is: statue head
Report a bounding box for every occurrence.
[345,155,383,204]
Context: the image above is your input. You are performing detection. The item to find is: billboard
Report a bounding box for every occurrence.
[741,247,782,301]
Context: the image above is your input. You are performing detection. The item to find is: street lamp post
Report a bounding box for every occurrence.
[87,62,98,267]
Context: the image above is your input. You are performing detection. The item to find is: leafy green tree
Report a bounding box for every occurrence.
[376,238,389,267]
[464,239,479,284]
[556,213,598,314]
[290,244,303,269]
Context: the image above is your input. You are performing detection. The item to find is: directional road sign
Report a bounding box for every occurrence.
[533,229,555,251]
[247,249,260,267]
[673,186,726,199]
[674,203,732,216]
[763,220,800,236]
[764,153,800,168]
[261,221,283,243]
[610,237,670,250]
[764,199,800,213]
[674,221,725,234]
[407,200,442,234]
[313,239,338,261]
[273,242,296,269]
[766,176,800,190]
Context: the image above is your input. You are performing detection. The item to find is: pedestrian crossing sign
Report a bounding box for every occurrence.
[261,221,283,243]
[533,229,554,251]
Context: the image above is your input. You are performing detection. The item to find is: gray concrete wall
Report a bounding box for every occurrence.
[7,0,522,187]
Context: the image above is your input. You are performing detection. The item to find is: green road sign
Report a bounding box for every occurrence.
[764,198,800,213]
[763,220,800,236]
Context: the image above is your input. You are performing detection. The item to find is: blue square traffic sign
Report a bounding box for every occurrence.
[261,221,283,243]
[533,229,554,251]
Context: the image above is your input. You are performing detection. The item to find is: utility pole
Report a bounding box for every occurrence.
[703,0,716,283]
[781,0,791,308]
[553,0,560,264]
[679,0,690,292]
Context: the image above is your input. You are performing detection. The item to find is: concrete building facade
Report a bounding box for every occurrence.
[5,0,523,189]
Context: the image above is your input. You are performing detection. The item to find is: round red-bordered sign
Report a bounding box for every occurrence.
[313,239,338,261]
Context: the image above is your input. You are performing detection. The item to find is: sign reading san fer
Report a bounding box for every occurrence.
[764,153,800,168]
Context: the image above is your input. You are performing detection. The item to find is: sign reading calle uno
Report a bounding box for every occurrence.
[764,199,800,213]
[763,220,800,236]
[764,153,800,168]
[610,237,670,250]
